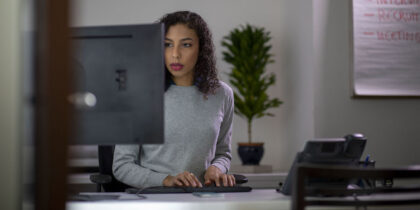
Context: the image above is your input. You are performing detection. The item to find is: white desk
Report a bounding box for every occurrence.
[67,189,420,210]
[67,190,289,210]
[66,189,356,210]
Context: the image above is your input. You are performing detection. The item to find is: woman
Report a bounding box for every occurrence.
[112,11,235,188]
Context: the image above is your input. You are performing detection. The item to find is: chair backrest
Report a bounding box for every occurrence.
[98,145,132,192]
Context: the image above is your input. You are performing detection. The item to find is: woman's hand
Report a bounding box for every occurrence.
[162,171,203,187]
[204,165,236,187]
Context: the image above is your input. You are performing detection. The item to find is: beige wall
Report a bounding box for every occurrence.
[0,0,21,209]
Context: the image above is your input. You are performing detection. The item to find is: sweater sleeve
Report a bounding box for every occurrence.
[112,145,168,188]
[211,86,234,173]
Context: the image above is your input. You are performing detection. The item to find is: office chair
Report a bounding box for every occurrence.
[90,145,248,192]
[89,145,132,192]
[292,164,420,210]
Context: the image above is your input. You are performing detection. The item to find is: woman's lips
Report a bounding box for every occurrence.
[170,63,184,71]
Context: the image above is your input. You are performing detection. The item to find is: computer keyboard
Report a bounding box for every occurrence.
[126,186,252,194]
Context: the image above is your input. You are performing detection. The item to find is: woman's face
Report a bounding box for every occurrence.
[164,24,199,86]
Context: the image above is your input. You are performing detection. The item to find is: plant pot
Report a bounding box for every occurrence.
[237,142,264,165]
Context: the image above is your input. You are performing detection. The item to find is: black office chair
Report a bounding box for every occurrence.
[89,145,132,192]
[90,145,248,192]
[292,164,420,210]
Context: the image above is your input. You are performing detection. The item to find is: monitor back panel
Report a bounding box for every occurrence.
[71,24,164,145]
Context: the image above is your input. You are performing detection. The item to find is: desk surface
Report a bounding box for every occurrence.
[67,189,420,210]
[69,189,389,210]
[68,189,290,210]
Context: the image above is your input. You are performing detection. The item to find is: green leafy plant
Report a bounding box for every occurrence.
[222,24,282,143]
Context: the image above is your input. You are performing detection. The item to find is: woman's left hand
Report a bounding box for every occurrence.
[204,165,236,187]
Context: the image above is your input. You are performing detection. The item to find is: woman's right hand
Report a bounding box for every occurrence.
[162,171,203,187]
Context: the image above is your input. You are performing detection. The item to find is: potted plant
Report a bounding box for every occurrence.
[222,24,282,165]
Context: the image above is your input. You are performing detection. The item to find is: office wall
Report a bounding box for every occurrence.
[72,0,315,171]
[0,0,21,209]
[313,0,420,167]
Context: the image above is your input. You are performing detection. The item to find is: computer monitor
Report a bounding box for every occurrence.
[70,23,164,145]
[280,134,367,195]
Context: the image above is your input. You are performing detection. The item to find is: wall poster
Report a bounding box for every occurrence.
[352,0,420,96]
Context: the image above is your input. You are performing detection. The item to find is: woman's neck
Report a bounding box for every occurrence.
[172,76,194,86]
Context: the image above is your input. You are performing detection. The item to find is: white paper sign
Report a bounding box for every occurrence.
[353,0,420,96]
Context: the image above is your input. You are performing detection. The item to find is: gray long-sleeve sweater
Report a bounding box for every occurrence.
[112,81,233,188]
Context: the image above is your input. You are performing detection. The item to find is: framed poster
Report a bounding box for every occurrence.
[352,0,420,97]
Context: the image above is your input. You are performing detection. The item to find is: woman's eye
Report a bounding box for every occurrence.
[164,43,173,47]
[183,43,192,47]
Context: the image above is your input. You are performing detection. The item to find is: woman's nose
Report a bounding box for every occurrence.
[172,47,180,59]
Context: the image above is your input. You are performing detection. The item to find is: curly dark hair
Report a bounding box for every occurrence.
[159,11,220,95]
